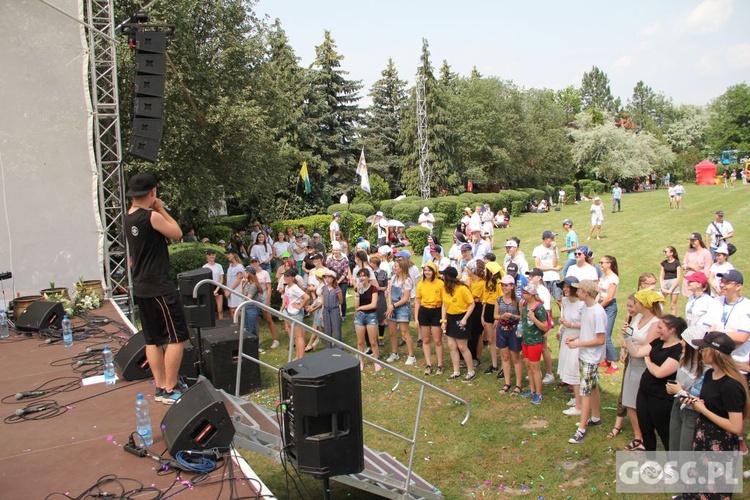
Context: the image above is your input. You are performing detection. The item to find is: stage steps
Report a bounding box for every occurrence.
[224,394,442,500]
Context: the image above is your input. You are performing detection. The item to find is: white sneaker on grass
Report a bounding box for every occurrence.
[405,355,416,366]
[386,353,400,363]
[542,373,555,385]
[270,340,280,349]
[566,398,577,407]
[563,407,581,416]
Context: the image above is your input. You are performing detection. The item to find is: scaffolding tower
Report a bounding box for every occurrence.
[84,0,132,312]
[415,71,430,199]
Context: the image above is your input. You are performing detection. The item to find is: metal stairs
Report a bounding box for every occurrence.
[224,393,443,500]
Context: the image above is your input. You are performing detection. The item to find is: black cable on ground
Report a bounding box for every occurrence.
[2,376,81,404]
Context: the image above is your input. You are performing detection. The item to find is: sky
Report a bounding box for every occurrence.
[255,0,749,107]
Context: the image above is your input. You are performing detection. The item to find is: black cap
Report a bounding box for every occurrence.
[526,267,543,277]
[506,263,519,277]
[226,248,239,255]
[126,173,157,197]
[442,266,458,279]
[484,252,496,262]
[205,249,216,255]
[249,256,260,263]
[693,331,735,355]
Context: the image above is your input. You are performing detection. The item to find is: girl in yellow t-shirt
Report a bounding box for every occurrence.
[415,262,445,375]
[441,266,476,381]
[482,262,505,375]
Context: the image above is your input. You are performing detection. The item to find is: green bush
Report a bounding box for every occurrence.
[326,204,348,215]
[348,203,375,217]
[561,185,576,205]
[432,213,447,243]
[201,224,233,244]
[271,213,367,250]
[219,215,249,231]
[391,202,423,224]
[511,201,524,217]
[405,226,431,255]
[168,243,228,284]
[436,196,464,224]
[341,213,367,245]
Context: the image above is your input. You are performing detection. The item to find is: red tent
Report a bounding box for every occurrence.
[695,159,717,185]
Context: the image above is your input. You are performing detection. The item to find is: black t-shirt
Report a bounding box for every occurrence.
[661,259,680,280]
[124,208,175,297]
[639,338,682,399]
[699,369,747,419]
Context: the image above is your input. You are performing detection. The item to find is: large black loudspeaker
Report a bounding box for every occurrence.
[114,330,199,381]
[160,378,235,457]
[15,301,64,332]
[128,29,167,162]
[281,349,364,478]
[200,324,261,394]
[178,268,215,329]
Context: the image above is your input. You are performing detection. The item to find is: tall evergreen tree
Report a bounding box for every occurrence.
[299,30,362,209]
[626,81,675,135]
[363,58,407,195]
[398,39,459,196]
[580,66,619,115]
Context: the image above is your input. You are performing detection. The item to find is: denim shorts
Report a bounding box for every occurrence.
[390,304,411,323]
[496,325,522,352]
[355,310,378,327]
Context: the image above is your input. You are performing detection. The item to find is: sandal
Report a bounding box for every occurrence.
[304,345,313,352]
[509,386,522,397]
[424,365,432,376]
[607,427,623,439]
[499,384,512,395]
[625,438,645,451]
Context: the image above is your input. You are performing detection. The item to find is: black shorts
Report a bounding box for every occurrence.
[418,306,442,327]
[446,312,470,340]
[483,303,495,324]
[135,293,190,346]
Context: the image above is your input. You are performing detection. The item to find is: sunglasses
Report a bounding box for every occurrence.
[574,252,584,256]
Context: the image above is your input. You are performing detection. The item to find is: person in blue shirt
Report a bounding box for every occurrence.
[612,183,622,213]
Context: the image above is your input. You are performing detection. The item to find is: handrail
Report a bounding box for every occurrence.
[192,278,470,491]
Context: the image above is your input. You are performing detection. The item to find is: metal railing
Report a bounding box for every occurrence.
[192,278,470,492]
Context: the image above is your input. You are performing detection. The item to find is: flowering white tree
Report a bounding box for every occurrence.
[571,112,674,182]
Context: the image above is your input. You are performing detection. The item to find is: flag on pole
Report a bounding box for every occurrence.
[356,147,371,194]
[300,161,311,194]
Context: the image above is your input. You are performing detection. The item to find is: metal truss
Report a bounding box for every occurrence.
[84,0,132,312]
[415,70,430,199]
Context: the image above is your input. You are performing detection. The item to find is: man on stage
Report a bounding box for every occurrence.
[125,173,190,404]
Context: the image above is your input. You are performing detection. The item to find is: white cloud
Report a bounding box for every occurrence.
[612,55,635,72]
[681,0,733,34]
[724,43,750,68]
[696,54,716,74]
[639,23,660,36]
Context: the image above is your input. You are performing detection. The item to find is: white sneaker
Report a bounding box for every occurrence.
[566,398,577,407]
[542,373,555,385]
[563,407,581,416]
[405,355,416,366]
[270,340,280,349]
[386,353,400,363]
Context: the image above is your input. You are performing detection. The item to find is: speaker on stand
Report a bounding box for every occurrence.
[280,348,364,490]
[177,267,214,379]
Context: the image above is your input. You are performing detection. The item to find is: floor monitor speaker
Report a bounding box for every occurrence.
[199,324,261,395]
[281,348,364,478]
[160,378,235,457]
[114,331,199,381]
[178,268,215,329]
[15,301,64,332]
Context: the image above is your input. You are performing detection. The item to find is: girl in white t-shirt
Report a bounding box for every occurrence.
[598,255,620,374]
[281,269,310,360]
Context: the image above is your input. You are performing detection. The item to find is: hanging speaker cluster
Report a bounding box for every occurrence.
[128,28,168,162]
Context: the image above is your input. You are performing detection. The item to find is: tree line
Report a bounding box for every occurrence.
[115,0,750,230]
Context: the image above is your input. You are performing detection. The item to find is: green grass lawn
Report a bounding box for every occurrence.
[240,184,750,499]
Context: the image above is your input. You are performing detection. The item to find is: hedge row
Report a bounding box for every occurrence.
[168,243,228,284]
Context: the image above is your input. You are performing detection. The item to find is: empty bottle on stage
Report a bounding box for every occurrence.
[135,393,153,446]
[62,315,73,347]
[102,345,116,385]
[0,309,9,339]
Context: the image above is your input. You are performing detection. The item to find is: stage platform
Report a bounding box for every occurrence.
[0,300,272,499]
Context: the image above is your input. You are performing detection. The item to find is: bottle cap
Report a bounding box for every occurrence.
[137,393,143,399]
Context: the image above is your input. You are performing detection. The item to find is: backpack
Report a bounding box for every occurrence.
[531,303,553,333]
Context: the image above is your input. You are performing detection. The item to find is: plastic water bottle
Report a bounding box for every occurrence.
[689,376,704,399]
[102,345,116,385]
[135,393,153,446]
[62,315,73,347]
[515,320,524,338]
[0,309,9,339]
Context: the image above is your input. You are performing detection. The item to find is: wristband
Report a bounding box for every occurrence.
[440,319,447,324]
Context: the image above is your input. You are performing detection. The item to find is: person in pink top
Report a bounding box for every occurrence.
[681,233,712,297]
